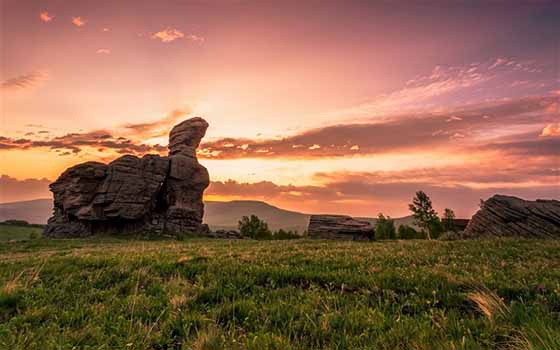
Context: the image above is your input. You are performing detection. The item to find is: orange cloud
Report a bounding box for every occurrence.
[39,11,53,22]
[96,49,111,54]
[152,28,185,42]
[198,96,557,159]
[540,124,560,137]
[72,17,86,27]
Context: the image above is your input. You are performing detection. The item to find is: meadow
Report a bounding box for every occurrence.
[0,226,559,349]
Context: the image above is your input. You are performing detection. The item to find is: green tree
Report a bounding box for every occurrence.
[408,191,439,240]
[238,215,272,240]
[442,208,456,232]
[375,213,396,240]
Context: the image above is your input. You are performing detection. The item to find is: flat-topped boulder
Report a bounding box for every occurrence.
[464,195,560,238]
[308,215,375,240]
[44,117,210,238]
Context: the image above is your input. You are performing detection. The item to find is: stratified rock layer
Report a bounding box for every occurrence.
[308,215,375,240]
[464,195,560,238]
[44,117,210,238]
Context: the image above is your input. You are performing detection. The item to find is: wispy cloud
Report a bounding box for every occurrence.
[0,131,166,156]
[151,28,205,43]
[324,58,550,120]
[96,49,111,54]
[39,11,54,23]
[0,108,192,156]
[72,17,86,27]
[1,71,49,91]
[152,28,185,42]
[198,96,557,159]
[121,108,191,139]
[186,34,205,44]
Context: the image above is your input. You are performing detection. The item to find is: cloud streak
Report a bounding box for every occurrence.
[0,131,166,156]
[1,71,49,91]
[198,96,558,159]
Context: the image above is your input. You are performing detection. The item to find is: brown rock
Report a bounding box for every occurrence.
[308,215,375,240]
[44,117,211,238]
[464,195,560,238]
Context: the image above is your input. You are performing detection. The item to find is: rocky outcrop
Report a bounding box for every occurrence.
[308,215,375,240]
[44,117,210,238]
[464,195,560,238]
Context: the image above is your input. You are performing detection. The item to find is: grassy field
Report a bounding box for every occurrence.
[0,224,43,242]
[0,231,559,349]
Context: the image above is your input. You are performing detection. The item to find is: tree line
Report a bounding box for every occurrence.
[239,190,458,240]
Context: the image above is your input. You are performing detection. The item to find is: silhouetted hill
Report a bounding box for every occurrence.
[0,199,53,225]
[0,198,415,232]
[204,200,311,232]
[0,199,311,232]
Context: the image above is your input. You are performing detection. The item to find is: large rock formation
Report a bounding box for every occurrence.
[44,117,210,238]
[464,195,560,238]
[308,215,375,240]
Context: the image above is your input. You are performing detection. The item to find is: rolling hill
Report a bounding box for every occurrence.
[0,198,415,232]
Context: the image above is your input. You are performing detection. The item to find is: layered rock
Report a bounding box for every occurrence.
[464,195,560,238]
[44,117,210,238]
[308,215,375,240]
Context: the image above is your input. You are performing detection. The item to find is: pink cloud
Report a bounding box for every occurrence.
[72,17,86,27]
[1,71,49,91]
[39,11,53,23]
[152,28,185,43]
[186,34,205,43]
[96,49,111,54]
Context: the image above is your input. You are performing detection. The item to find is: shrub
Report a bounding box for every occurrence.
[428,218,444,239]
[1,220,29,226]
[375,213,396,240]
[273,229,301,240]
[397,224,423,239]
[238,215,272,240]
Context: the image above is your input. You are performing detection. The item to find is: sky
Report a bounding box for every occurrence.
[1,0,559,218]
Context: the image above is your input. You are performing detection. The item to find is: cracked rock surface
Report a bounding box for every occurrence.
[464,195,560,238]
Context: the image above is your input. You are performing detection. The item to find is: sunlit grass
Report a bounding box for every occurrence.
[0,234,559,349]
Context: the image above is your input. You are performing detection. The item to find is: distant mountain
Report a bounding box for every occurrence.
[0,199,311,232]
[0,199,52,225]
[0,198,414,232]
[204,200,311,232]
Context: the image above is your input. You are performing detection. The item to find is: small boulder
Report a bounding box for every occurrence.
[308,215,375,240]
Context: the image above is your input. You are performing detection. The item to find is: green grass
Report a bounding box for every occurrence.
[0,232,559,349]
[0,224,43,241]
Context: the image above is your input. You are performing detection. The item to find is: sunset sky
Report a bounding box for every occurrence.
[1,0,559,217]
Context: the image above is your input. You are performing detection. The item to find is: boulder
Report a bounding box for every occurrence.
[308,215,375,240]
[464,195,560,238]
[44,117,210,238]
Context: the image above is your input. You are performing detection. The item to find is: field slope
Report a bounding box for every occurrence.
[1,235,559,349]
